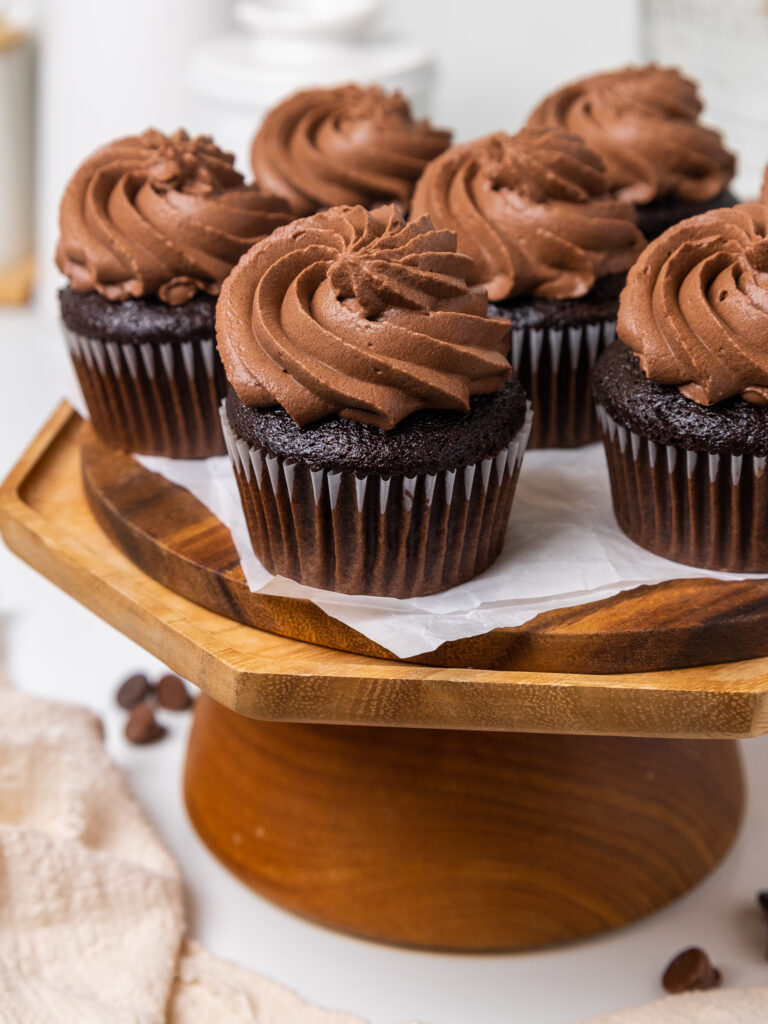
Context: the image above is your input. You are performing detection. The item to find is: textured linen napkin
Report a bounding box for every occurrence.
[0,685,366,1024]
[582,988,768,1023]
[0,677,766,1024]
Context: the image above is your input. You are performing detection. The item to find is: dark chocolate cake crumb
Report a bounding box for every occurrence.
[594,340,768,458]
[59,286,217,345]
[489,272,626,333]
[635,188,738,241]
[225,378,528,476]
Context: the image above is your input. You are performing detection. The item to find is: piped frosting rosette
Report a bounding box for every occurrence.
[216,204,531,597]
[57,128,293,306]
[412,128,644,448]
[527,65,735,205]
[251,85,451,217]
[618,203,768,406]
[217,204,513,429]
[411,127,644,303]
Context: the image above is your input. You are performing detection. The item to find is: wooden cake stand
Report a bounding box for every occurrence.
[2,403,768,951]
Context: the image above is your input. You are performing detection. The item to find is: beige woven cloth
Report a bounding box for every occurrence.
[0,678,766,1024]
[0,685,365,1024]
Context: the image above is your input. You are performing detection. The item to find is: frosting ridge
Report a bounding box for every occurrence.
[411,128,645,302]
[251,85,451,217]
[216,204,513,429]
[618,203,768,406]
[57,128,293,306]
[527,64,735,205]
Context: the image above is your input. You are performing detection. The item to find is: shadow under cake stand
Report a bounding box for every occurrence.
[2,403,768,951]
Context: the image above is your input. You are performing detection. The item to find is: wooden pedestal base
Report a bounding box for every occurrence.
[185,696,745,952]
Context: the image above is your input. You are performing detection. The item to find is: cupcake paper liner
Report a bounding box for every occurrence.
[221,402,533,598]
[65,330,227,458]
[511,318,615,449]
[597,404,768,572]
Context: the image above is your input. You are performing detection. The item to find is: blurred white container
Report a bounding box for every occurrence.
[36,0,229,318]
[642,0,767,199]
[189,0,436,174]
[0,15,33,283]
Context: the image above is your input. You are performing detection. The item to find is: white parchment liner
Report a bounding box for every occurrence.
[137,434,768,659]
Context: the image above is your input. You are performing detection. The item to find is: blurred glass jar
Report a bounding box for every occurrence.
[642,0,767,199]
[188,0,436,174]
[0,10,34,302]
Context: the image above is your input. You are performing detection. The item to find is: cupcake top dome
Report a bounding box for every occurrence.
[250,84,451,218]
[410,127,645,303]
[618,203,768,406]
[56,128,293,306]
[216,204,512,430]
[527,64,736,206]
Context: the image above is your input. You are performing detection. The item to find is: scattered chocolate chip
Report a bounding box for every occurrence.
[156,674,192,711]
[662,947,722,995]
[757,891,768,959]
[116,673,151,709]
[125,705,166,745]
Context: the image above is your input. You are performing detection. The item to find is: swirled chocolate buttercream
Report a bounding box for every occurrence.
[618,204,768,406]
[57,129,293,306]
[250,85,451,217]
[216,204,512,429]
[527,65,735,205]
[411,128,644,302]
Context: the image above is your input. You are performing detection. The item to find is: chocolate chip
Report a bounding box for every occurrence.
[125,705,166,745]
[757,892,768,958]
[116,673,151,709]
[156,674,192,711]
[662,947,722,994]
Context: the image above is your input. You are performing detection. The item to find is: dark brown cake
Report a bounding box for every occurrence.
[61,289,226,458]
[635,188,738,241]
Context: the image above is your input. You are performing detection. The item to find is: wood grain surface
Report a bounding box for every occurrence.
[77,408,768,675]
[3,403,768,737]
[185,693,745,950]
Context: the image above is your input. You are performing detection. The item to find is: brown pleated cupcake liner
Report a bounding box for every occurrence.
[221,402,533,598]
[596,404,768,572]
[65,330,227,457]
[511,318,615,449]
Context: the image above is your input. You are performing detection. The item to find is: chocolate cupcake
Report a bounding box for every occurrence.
[527,64,737,240]
[57,128,293,457]
[411,128,645,448]
[250,84,451,217]
[594,203,768,572]
[216,204,530,598]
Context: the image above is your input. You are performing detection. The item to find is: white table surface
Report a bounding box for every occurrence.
[2,306,768,1024]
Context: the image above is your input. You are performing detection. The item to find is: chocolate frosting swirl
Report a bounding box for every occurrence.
[411,128,645,302]
[250,85,451,217]
[57,128,293,306]
[216,204,513,429]
[618,203,768,406]
[527,65,735,205]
